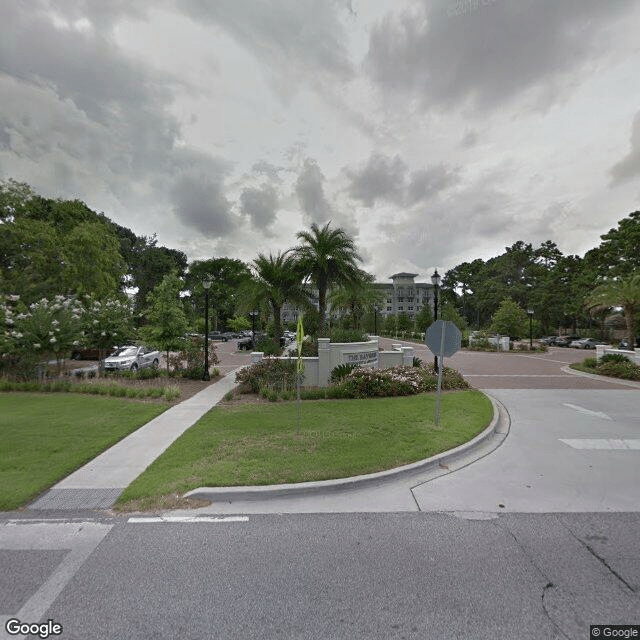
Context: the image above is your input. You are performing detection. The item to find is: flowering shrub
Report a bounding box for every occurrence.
[334,363,470,398]
[167,335,220,379]
[235,358,297,394]
[81,296,134,357]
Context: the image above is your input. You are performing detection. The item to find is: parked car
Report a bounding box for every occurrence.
[575,338,607,349]
[569,339,584,348]
[237,332,266,351]
[618,336,640,349]
[554,336,581,347]
[539,336,558,345]
[103,345,160,371]
[70,346,113,360]
[208,330,236,342]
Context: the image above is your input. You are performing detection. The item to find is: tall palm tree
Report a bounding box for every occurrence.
[244,252,309,341]
[585,274,640,347]
[328,271,383,330]
[294,222,363,335]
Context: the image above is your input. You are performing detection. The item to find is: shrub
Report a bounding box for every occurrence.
[412,356,422,367]
[337,366,420,398]
[235,358,297,394]
[328,329,368,343]
[600,353,632,364]
[256,338,281,356]
[330,363,359,383]
[223,390,234,402]
[300,388,327,400]
[467,338,498,351]
[167,336,219,379]
[582,357,597,369]
[300,340,318,357]
[597,361,640,380]
[162,385,181,401]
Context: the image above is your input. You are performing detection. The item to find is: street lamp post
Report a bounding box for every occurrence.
[527,308,534,349]
[373,305,379,335]
[249,310,258,349]
[202,279,212,381]
[431,270,441,373]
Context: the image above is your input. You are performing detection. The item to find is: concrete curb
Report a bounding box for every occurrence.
[561,365,640,389]
[185,394,507,502]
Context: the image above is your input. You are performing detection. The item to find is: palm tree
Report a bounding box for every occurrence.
[585,274,640,347]
[328,271,383,330]
[294,222,363,335]
[244,252,309,341]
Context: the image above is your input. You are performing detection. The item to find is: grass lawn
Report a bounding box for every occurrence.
[0,393,168,510]
[116,390,493,511]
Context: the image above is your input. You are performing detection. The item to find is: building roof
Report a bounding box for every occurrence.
[389,272,418,279]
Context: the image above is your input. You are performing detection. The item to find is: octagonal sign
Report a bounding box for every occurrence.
[425,320,462,358]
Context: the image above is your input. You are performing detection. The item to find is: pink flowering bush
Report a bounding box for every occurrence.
[335,364,469,398]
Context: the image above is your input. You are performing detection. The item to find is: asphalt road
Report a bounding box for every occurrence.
[2,341,639,639]
[2,512,639,639]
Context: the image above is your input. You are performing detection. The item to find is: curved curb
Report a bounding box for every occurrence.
[561,365,640,389]
[185,394,507,503]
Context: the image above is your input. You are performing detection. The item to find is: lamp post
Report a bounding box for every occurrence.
[373,305,379,335]
[202,279,212,381]
[249,310,258,349]
[527,308,534,349]
[431,269,441,372]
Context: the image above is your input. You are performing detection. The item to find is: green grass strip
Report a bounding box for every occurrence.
[117,390,492,510]
[0,393,168,510]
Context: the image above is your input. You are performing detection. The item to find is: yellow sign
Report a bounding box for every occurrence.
[296,315,304,373]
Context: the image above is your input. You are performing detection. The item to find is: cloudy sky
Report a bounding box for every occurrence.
[2,0,640,281]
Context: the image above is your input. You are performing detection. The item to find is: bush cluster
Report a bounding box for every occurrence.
[0,379,181,401]
[579,354,640,381]
[167,336,219,379]
[235,358,298,394]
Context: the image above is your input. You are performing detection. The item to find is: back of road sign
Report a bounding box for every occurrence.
[425,320,461,358]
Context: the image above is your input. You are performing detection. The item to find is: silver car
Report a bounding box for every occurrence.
[103,345,160,371]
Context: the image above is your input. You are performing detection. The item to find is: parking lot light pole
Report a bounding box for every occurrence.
[431,270,441,372]
[527,308,534,349]
[202,279,212,381]
[249,310,258,348]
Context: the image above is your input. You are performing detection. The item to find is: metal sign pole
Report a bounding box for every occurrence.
[435,322,446,426]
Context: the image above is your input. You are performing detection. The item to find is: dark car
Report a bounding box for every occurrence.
[619,336,640,349]
[208,331,236,342]
[70,346,116,360]
[554,336,581,347]
[237,332,266,351]
[539,336,558,345]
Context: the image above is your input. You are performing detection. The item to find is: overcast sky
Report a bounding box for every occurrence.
[2,0,640,281]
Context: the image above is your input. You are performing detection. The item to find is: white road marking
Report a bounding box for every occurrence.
[560,439,640,450]
[128,516,249,523]
[0,522,112,628]
[464,374,568,377]
[562,403,612,420]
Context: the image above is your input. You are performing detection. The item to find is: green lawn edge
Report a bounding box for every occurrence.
[116,390,493,510]
[0,393,169,510]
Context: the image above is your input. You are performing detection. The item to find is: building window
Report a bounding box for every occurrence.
[408,306,413,311]
[398,306,403,310]
[387,306,392,311]
[397,297,404,302]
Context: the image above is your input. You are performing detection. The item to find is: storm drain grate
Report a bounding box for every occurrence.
[28,488,124,510]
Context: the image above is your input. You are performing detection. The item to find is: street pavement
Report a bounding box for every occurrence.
[2,340,639,639]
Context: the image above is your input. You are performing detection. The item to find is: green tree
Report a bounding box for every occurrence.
[82,297,134,359]
[294,222,363,336]
[588,211,640,278]
[585,274,640,348]
[328,271,382,330]
[185,258,251,330]
[245,252,309,341]
[227,315,251,332]
[490,299,528,338]
[140,272,189,369]
[414,304,434,333]
[63,222,126,299]
[383,313,397,336]
[441,302,467,331]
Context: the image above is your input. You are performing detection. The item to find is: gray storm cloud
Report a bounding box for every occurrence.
[345,153,458,208]
[366,0,637,111]
[295,159,333,225]
[610,111,640,187]
[240,184,279,232]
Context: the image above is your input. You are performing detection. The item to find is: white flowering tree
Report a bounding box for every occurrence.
[1,294,83,376]
[81,297,134,360]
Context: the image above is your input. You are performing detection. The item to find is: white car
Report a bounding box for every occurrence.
[103,345,160,371]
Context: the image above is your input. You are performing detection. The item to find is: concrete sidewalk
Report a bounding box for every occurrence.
[28,371,241,511]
